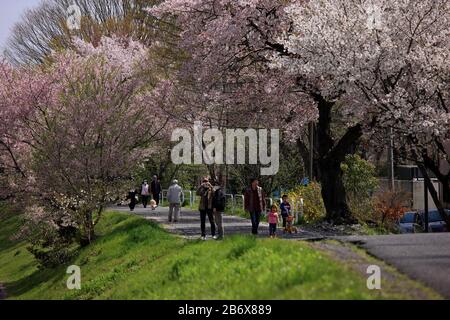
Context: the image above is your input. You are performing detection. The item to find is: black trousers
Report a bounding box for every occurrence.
[142,195,149,208]
[282,216,287,228]
[200,209,215,237]
[250,211,261,235]
[129,200,136,211]
[152,193,160,205]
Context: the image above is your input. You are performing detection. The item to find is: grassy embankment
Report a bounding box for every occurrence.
[0,204,440,300]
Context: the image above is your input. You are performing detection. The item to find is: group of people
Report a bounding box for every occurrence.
[196,177,226,240]
[197,177,295,239]
[267,194,297,238]
[127,176,296,240]
[127,175,162,211]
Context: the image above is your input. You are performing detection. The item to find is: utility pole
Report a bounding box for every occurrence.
[424,180,429,233]
[388,127,395,191]
[224,112,229,194]
[309,122,314,181]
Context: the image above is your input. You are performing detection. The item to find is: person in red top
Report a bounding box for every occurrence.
[268,205,280,238]
[244,178,266,235]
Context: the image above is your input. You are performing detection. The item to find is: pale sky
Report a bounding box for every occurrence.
[0,0,43,52]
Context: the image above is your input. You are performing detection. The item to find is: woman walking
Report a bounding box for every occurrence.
[141,180,150,208]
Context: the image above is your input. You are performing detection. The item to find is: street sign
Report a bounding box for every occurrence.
[301,177,310,186]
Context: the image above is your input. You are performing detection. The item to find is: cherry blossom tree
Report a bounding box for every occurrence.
[272,0,449,222]
[146,0,359,222]
[148,0,449,223]
[2,37,169,253]
[0,60,56,200]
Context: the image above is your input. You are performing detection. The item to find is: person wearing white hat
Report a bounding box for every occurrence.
[167,179,183,223]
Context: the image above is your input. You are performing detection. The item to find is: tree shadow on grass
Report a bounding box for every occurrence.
[4,213,167,299]
[5,265,66,299]
[95,216,163,244]
[0,216,25,253]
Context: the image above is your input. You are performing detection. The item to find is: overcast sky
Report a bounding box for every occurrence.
[0,0,43,53]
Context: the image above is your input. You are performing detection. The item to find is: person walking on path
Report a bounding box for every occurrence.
[244,178,266,235]
[197,177,216,240]
[268,205,280,238]
[127,188,138,211]
[280,195,291,229]
[151,175,162,206]
[141,180,150,208]
[212,182,226,240]
[167,179,183,223]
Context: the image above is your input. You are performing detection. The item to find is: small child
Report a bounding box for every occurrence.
[268,205,279,238]
[280,195,291,230]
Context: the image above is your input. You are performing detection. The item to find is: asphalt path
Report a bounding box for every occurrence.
[338,233,450,299]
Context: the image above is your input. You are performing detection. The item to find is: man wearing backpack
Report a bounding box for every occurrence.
[213,182,226,240]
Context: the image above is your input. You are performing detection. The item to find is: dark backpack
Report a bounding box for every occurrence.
[213,188,226,211]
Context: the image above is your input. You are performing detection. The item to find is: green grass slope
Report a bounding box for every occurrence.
[0,205,440,300]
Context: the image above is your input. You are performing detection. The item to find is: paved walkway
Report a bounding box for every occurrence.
[111,205,324,240]
[336,233,450,299]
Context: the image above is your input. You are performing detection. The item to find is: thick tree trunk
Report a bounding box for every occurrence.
[310,93,363,223]
[319,158,353,223]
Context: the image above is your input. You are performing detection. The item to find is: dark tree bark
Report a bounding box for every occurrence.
[318,157,351,223]
[310,94,363,223]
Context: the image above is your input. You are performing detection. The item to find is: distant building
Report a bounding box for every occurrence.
[439,142,450,208]
[378,165,440,211]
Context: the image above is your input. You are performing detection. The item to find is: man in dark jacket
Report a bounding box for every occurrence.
[212,183,226,240]
[197,177,216,240]
[151,175,162,206]
[244,178,266,235]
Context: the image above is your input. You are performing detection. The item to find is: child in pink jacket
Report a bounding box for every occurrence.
[268,205,280,238]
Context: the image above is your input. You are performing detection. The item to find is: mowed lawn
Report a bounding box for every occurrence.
[0,205,439,300]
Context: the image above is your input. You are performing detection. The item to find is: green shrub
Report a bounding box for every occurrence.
[288,182,326,224]
[341,155,379,224]
[341,154,378,198]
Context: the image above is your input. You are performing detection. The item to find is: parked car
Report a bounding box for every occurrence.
[418,209,450,233]
[397,211,419,234]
